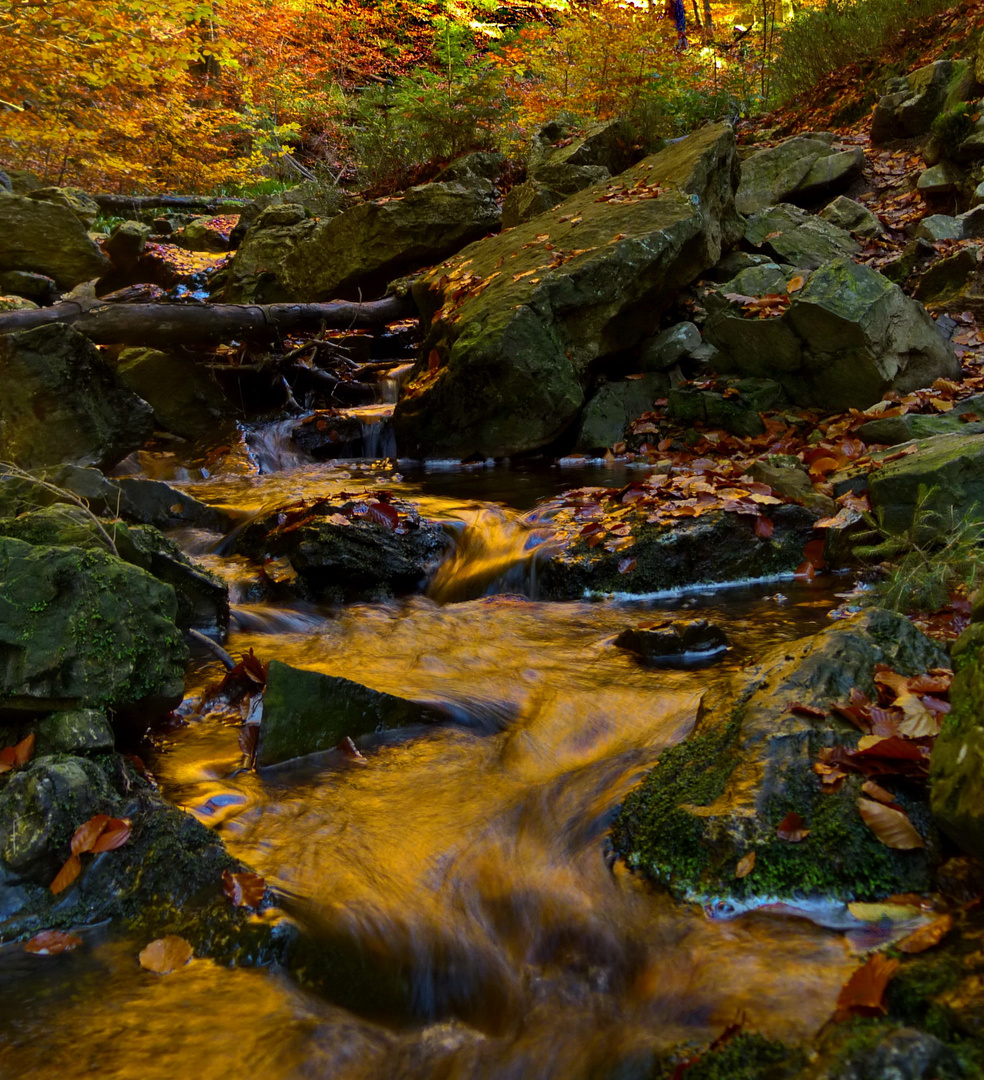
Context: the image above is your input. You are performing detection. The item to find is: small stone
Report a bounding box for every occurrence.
[639,322,701,371]
[916,214,962,243]
[819,195,885,238]
[916,164,961,199]
[35,709,115,754]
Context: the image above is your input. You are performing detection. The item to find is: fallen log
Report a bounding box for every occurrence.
[0,295,416,346]
[93,194,246,213]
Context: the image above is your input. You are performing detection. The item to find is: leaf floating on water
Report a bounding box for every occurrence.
[23,930,83,955]
[221,869,266,909]
[777,812,810,842]
[735,852,756,878]
[858,797,925,849]
[898,913,954,954]
[50,854,81,895]
[139,935,193,975]
[834,954,899,1021]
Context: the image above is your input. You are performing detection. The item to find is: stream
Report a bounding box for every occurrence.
[0,420,865,1079]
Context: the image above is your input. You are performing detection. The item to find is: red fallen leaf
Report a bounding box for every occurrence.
[853,736,928,764]
[71,815,112,856]
[794,561,815,580]
[803,538,826,569]
[858,798,925,849]
[907,672,952,694]
[788,702,826,719]
[89,818,132,853]
[835,954,900,1021]
[138,935,193,975]
[239,723,259,764]
[221,869,266,909]
[898,913,954,954]
[50,854,82,895]
[618,557,637,574]
[23,930,83,955]
[427,349,440,372]
[832,703,872,732]
[13,733,34,766]
[777,811,810,842]
[754,516,774,539]
[365,501,399,530]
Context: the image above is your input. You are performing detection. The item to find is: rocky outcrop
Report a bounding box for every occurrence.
[395,123,743,460]
[223,181,500,303]
[574,374,669,451]
[0,192,109,288]
[743,203,860,268]
[502,164,611,228]
[615,610,945,901]
[737,134,863,215]
[26,186,100,229]
[0,324,153,470]
[705,257,959,412]
[871,60,975,145]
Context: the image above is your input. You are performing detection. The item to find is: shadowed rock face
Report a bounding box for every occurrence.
[394,123,742,461]
[0,192,109,288]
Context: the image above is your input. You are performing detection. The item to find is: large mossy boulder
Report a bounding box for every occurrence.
[736,135,863,215]
[871,60,974,145]
[614,610,946,902]
[257,660,444,766]
[220,206,318,303]
[395,123,742,460]
[931,604,984,859]
[26,186,100,229]
[502,164,611,228]
[574,373,669,451]
[224,181,500,303]
[706,257,959,412]
[0,324,153,470]
[0,536,187,718]
[0,192,109,288]
[743,203,860,269]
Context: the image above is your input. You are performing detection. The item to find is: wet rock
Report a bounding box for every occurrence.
[667,377,786,438]
[614,619,729,661]
[0,535,187,717]
[173,215,231,253]
[575,374,669,451]
[819,196,886,238]
[639,321,701,371]
[743,203,860,269]
[833,1028,961,1080]
[396,123,742,459]
[0,270,58,303]
[232,496,452,600]
[115,346,231,440]
[747,459,838,516]
[258,660,445,766]
[113,476,228,532]
[707,257,959,413]
[26,186,100,229]
[736,135,863,215]
[541,503,816,599]
[225,181,500,303]
[871,60,974,145]
[0,192,109,288]
[105,220,151,273]
[35,709,115,754]
[614,609,946,901]
[0,324,153,470]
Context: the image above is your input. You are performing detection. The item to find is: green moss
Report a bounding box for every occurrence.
[931,102,974,155]
[653,1033,801,1080]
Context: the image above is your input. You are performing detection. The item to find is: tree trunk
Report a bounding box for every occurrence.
[0,296,416,346]
[92,194,246,213]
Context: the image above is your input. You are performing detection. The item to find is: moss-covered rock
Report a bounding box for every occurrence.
[613,610,946,902]
[0,323,153,471]
[0,535,186,718]
[25,186,100,229]
[0,191,109,288]
[574,373,670,451]
[737,134,862,215]
[396,123,742,459]
[743,203,859,269]
[871,60,974,145]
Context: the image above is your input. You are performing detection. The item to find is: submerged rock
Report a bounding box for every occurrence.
[613,609,946,902]
[614,619,729,661]
[396,123,742,459]
[258,660,445,766]
[0,323,153,471]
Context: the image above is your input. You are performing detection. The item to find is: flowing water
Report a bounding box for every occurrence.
[0,420,866,1079]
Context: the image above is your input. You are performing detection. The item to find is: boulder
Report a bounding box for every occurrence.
[574,374,668,451]
[614,609,945,902]
[34,709,115,755]
[257,660,444,766]
[396,123,743,459]
[26,186,100,228]
[931,598,984,859]
[0,270,58,303]
[871,60,974,145]
[916,213,962,242]
[706,257,960,412]
[736,136,863,215]
[0,535,186,717]
[747,459,838,516]
[743,203,860,269]
[667,377,786,437]
[0,324,153,470]
[857,411,984,446]
[231,495,452,601]
[502,164,610,227]
[433,151,506,186]
[614,618,729,661]
[639,321,701,370]
[818,196,885,238]
[0,193,109,288]
[0,295,38,311]
[218,208,317,303]
[105,221,151,273]
[545,118,640,174]
[916,164,961,199]
[541,503,816,599]
[173,215,232,253]
[225,181,501,304]
[228,179,344,246]
[115,346,230,440]
[912,246,980,303]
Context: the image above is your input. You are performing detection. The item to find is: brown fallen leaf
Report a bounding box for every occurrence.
[735,852,756,878]
[835,953,899,1021]
[788,702,826,719]
[898,913,954,954]
[23,929,83,955]
[861,781,899,806]
[71,814,112,856]
[50,854,82,895]
[89,818,132,853]
[858,797,925,849]
[222,869,266,909]
[754,516,774,539]
[139,935,193,975]
[777,811,810,842]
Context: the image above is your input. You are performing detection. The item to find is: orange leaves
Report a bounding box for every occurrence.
[835,954,899,1021]
[51,814,132,894]
[24,930,83,956]
[222,870,266,909]
[139,935,193,975]
[857,798,925,850]
[898,913,954,954]
[735,852,756,878]
[0,733,35,774]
